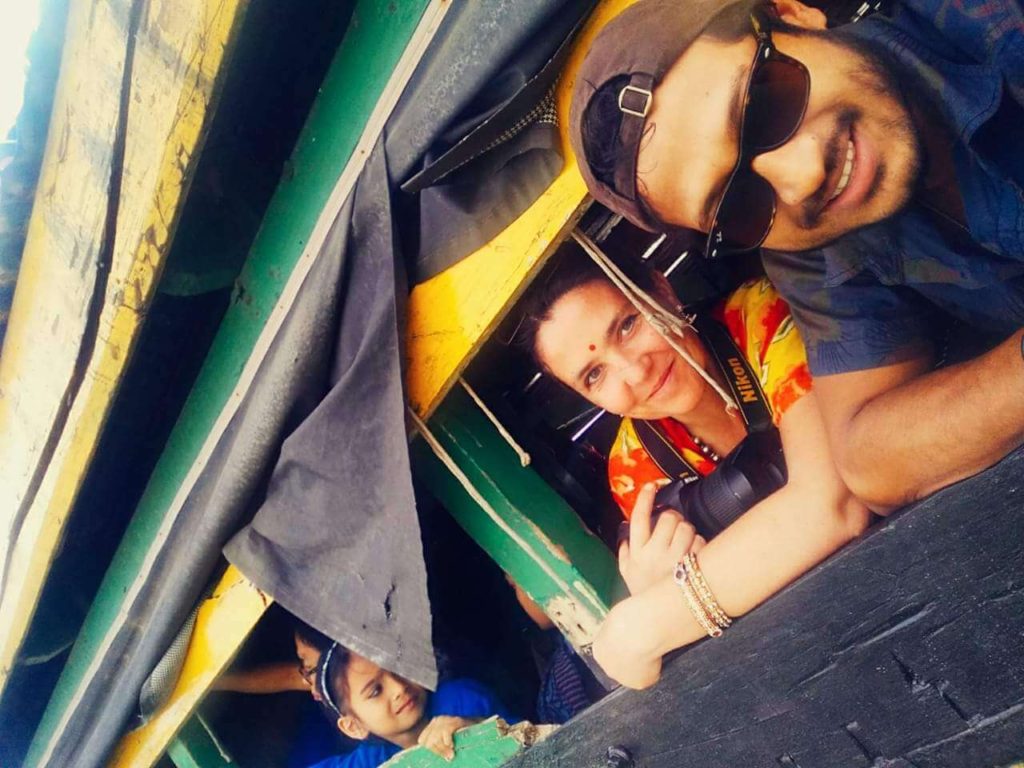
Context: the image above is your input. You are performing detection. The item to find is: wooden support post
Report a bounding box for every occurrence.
[166,715,238,768]
[380,718,554,768]
[106,567,267,768]
[412,385,626,653]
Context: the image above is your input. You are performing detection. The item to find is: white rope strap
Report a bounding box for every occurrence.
[407,407,604,617]
[459,378,531,467]
[571,229,739,413]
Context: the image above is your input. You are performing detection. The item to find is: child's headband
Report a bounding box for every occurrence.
[319,641,341,715]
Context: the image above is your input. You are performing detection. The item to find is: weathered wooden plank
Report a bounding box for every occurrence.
[503,448,1024,767]
[382,718,553,768]
[0,0,249,696]
[166,714,239,768]
[405,0,643,419]
[107,567,266,768]
[22,3,448,766]
[411,386,626,653]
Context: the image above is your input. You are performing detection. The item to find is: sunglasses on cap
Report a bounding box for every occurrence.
[703,11,810,258]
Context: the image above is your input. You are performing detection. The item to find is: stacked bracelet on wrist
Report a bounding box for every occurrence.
[673,552,731,638]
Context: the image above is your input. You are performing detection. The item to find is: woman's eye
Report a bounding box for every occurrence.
[369,684,381,698]
[584,365,603,388]
[621,313,638,336]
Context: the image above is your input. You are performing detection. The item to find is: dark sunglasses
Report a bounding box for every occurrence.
[704,12,810,258]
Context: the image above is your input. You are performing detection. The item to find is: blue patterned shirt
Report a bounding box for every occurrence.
[763,0,1024,375]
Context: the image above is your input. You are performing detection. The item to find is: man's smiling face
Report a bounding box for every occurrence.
[636,7,922,252]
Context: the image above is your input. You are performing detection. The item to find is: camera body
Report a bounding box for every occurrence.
[654,429,787,538]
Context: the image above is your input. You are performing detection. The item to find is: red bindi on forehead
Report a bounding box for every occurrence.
[588,344,596,351]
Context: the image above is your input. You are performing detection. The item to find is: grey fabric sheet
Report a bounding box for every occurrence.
[224,142,437,685]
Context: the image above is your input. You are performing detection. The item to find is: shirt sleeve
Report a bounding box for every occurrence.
[430,678,519,724]
[306,743,395,768]
[717,277,812,425]
[763,248,934,377]
[287,701,343,768]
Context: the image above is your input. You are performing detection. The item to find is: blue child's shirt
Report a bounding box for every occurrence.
[306,678,514,768]
[288,697,346,768]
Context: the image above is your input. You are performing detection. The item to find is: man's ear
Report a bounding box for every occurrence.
[338,714,369,741]
[771,0,827,30]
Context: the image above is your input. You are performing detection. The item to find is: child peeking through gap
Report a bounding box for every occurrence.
[308,643,516,767]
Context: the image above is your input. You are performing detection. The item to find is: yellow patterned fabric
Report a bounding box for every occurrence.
[608,278,812,517]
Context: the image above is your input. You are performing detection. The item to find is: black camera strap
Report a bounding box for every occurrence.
[633,316,774,485]
[693,314,773,434]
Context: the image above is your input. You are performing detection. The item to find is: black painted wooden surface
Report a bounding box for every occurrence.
[507,447,1024,768]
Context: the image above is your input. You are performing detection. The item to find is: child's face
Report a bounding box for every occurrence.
[340,654,428,747]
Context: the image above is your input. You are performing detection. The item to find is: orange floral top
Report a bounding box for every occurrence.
[607,278,812,518]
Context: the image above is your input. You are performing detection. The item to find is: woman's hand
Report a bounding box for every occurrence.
[619,483,704,595]
[417,716,477,761]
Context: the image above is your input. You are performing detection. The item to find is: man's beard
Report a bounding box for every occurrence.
[827,24,927,208]
[782,22,927,232]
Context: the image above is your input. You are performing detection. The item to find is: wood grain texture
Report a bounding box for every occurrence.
[382,719,554,768]
[503,448,1024,768]
[0,0,248,697]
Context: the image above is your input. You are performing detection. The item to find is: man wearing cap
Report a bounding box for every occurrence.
[568,0,1024,512]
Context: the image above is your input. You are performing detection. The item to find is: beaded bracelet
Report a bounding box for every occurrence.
[673,561,722,638]
[682,552,732,631]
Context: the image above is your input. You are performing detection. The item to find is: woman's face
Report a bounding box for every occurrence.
[534,279,709,421]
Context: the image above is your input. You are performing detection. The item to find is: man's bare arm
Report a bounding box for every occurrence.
[815,329,1024,511]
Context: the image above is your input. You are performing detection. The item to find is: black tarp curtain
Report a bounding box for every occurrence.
[41,3,596,766]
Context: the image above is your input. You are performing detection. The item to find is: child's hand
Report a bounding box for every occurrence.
[417,716,477,761]
[619,483,704,595]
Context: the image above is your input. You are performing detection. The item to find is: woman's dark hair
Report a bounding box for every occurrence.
[514,239,659,366]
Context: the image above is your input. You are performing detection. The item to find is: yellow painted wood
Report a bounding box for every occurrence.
[405,0,639,418]
[108,566,270,768]
[0,0,248,694]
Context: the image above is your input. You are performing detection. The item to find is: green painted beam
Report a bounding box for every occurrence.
[381,718,553,768]
[166,716,238,768]
[412,386,626,652]
[24,2,434,766]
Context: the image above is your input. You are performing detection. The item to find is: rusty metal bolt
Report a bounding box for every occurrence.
[606,745,634,768]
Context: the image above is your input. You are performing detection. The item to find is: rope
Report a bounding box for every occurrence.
[459,378,531,467]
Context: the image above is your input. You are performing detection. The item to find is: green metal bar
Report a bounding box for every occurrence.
[412,386,626,652]
[25,2,432,765]
[166,716,238,768]
[381,718,552,768]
